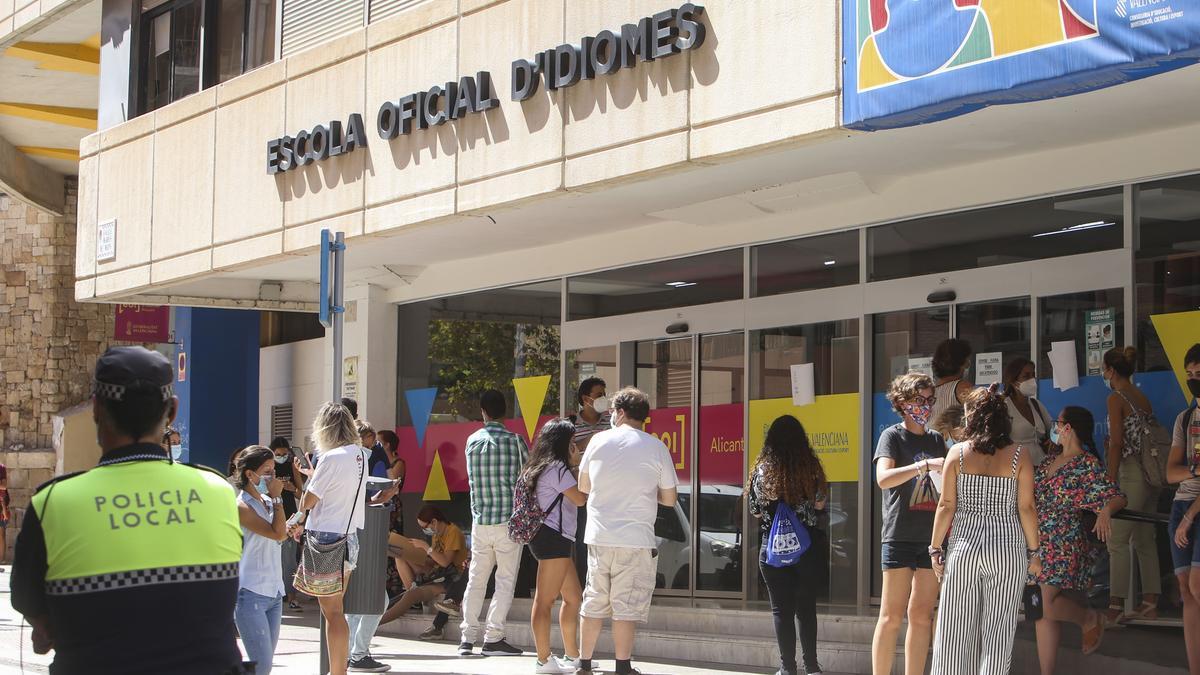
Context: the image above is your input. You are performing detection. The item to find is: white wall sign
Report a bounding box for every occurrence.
[906,356,933,379]
[97,219,116,262]
[975,352,1003,386]
[790,363,815,407]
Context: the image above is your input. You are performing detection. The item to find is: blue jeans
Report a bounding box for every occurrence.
[347,590,388,660]
[234,588,282,675]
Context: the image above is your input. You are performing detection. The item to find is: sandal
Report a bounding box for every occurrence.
[1082,610,1106,655]
[1118,600,1158,623]
[1103,600,1123,624]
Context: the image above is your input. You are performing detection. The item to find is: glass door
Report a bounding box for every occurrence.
[634,332,747,598]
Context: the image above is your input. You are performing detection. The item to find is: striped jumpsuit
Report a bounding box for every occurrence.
[931,446,1026,675]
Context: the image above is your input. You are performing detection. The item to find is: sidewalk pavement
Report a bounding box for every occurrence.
[0,568,810,675]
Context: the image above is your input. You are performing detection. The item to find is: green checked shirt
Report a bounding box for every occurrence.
[465,421,529,525]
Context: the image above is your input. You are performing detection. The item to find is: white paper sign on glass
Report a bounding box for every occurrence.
[975,352,1004,386]
[906,356,933,379]
[790,363,815,407]
[1049,340,1079,391]
[97,219,116,262]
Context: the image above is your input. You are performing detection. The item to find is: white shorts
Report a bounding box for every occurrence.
[581,545,656,623]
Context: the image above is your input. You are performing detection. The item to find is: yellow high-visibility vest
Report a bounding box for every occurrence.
[31,458,242,591]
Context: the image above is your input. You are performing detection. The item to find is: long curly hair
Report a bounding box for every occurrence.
[750,415,826,504]
[519,418,576,492]
[961,384,1012,456]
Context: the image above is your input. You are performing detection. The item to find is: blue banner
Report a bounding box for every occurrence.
[843,0,1200,129]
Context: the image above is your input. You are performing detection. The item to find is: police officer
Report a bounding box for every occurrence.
[10,346,245,674]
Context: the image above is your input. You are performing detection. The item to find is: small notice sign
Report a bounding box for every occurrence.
[97,219,116,262]
[975,352,1003,386]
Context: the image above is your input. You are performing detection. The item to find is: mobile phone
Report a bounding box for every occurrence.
[293,447,313,471]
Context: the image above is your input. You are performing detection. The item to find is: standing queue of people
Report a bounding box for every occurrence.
[213,339,1200,675]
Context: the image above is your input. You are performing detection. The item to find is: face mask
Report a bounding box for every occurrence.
[422,527,435,536]
[962,365,971,378]
[169,444,182,461]
[591,395,610,414]
[1103,376,1112,390]
[1018,379,1038,398]
[274,454,288,464]
[1050,425,1062,446]
[1188,379,1200,400]
[902,402,933,427]
[255,475,271,494]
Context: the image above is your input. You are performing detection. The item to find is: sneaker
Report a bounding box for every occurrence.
[534,657,574,674]
[419,625,444,641]
[574,667,594,675]
[347,656,391,672]
[482,638,523,656]
[457,641,474,656]
[433,598,462,617]
[287,601,304,612]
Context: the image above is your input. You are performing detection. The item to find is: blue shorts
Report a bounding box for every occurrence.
[881,541,932,571]
[1169,501,1200,576]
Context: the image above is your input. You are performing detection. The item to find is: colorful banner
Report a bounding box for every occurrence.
[114,304,170,343]
[844,0,1200,129]
[749,394,861,483]
[396,415,555,494]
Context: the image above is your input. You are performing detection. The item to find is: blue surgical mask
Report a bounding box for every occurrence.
[274,454,288,464]
[422,527,435,536]
[256,473,272,494]
[1103,376,1112,390]
[1050,426,1061,445]
[169,444,182,461]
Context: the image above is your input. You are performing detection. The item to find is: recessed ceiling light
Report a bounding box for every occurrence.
[665,281,696,288]
[823,259,836,266]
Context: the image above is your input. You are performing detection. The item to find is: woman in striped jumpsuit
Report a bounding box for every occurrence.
[929,385,1042,675]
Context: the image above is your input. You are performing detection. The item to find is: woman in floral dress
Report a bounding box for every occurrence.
[1033,405,1127,675]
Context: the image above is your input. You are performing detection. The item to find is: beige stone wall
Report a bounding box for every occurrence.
[78,0,840,302]
[0,180,115,558]
[1,448,55,560]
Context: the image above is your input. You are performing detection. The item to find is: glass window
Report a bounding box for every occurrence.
[564,345,617,416]
[751,230,859,297]
[568,249,743,320]
[1135,175,1200,373]
[697,332,744,594]
[955,297,1031,385]
[217,0,277,84]
[1037,289,1124,380]
[868,189,1124,281]
[750,320,859,604]
[394,281,561,545]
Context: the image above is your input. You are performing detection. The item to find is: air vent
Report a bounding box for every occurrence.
[270,404,294,443]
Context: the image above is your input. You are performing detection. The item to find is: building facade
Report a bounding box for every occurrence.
[57,0,1200,644]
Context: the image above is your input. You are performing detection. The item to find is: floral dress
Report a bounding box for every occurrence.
[1033,451,1123,590]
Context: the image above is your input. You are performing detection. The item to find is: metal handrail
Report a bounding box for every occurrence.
[1113,508,1170,525]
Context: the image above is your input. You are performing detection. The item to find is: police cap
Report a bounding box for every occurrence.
[92,346,174,402]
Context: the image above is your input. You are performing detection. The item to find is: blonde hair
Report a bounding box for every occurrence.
[313,401,359,451]
[931,405,965,441]
[356,419,375,436]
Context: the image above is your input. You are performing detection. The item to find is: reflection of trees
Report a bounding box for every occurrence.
[428,319,560,419]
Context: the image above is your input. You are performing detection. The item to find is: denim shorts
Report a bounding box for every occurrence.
[1169,500,1200,576]
[527,524,573,561]
[308,530,360,571]
[881,541,932,570]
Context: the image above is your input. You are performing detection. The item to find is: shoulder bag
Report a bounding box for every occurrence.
[293,449,365,597]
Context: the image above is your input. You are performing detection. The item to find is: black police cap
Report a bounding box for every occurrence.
[92,346,175,402]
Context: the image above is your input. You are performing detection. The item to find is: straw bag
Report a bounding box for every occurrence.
[293,451,364,597]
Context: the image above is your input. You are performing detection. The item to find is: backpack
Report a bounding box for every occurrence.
[1138,413,1174,490]
[508,470,564,545]
[763,501,811,568]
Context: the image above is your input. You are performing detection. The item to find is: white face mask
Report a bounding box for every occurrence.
[591,395,610,414]
[1018,378,1038,398]
[169,444,182,461]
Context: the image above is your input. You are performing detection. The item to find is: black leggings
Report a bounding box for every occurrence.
[432,571,469,629]
[759,556,821,674]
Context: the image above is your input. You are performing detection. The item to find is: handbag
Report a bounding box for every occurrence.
[1022,584,1043,621]
[293,449,365,597]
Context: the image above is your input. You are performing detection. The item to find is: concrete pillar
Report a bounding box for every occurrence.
[328,284,397,430]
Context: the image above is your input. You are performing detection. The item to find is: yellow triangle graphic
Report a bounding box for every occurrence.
[513,374,552,441]
[1150,310,1200,402]
[422,450,451,501]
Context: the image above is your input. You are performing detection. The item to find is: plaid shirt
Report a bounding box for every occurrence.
[465,421,529,525]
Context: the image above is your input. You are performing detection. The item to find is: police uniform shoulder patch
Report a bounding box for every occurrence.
[32,470,86,494]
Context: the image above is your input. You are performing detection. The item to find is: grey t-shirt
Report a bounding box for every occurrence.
[874,423,946,543]
[1174,407,1200,502]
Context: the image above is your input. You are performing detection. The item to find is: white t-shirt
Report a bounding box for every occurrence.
[305,444,369,533]
[1006,397,1050,466]
[580,425,678,549]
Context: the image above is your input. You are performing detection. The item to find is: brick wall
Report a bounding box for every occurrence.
[0,180,114,559]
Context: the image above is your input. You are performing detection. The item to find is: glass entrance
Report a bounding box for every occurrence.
[633,333,747,597]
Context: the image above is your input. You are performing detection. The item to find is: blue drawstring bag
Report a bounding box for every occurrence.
[764,502,811,567]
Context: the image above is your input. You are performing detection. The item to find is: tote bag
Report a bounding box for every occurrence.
[293,451,364,597]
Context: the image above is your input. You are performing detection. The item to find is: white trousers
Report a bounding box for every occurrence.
[459,522,522,644]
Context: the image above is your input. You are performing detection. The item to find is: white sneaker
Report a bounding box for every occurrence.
[533,656,574,673]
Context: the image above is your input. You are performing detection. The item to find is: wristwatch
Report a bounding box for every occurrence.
[272,496,284,505]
